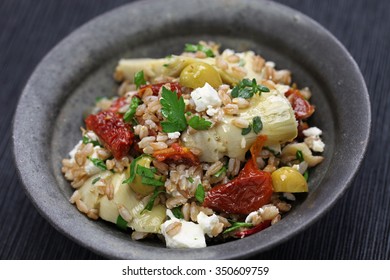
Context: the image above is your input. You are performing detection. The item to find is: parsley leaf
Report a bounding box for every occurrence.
[303,170,309,181]
[171,207,184,219]
[188,115,212,130]
[88,157,107,171]
[142,189,165,213]
[160,87,188,133]
[92,177,101,185]
[123,97,140,123]
[187,177,194,183]
[241,124,252,135]
[82,135,101,147]
[122,155,146,184]
[116,215,128,231]
[214,166,227,178]
[134,70,146,89]
[195,184,205,203]
[184,43,215,57]
[296,150,304,162]
[223,222,253,234]
[141,177,165,187]
[231,78,270,99]
[252,116,263,134]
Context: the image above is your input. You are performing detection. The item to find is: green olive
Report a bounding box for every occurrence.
[129,157,155,195]
[271,167,308,193]
[179,62,222,89]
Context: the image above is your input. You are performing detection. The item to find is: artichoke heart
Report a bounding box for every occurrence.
[182,89,297,162]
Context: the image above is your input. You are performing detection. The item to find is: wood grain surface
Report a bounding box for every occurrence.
[1,0,389,259]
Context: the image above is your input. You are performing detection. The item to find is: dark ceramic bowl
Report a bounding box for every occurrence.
[13,0,370,259]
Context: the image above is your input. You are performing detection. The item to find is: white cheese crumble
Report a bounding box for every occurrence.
[84,147,103,176]
[160,210,206,248]
[167,131,181,139]
[196,212,220,238]
[191,83,222,112]
[303,127,322,137]
[69,140,82,160]
[206,105,219,116]
[292,161,308,174]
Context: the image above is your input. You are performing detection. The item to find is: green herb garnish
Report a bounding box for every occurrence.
[195,184,205,203]
[188,115,212,130]
[231,78,269,99]
[184,43,214,57]
[92,177,101,185]
[223,222,253,234]
[171,207,184,219]
[241,124,252,135]
[122,155,145,184]
[116,215,128,231]
[82,135,101,147]
[296,150,304,162]
[88,157,107,171]
[252,116,263,134]
[134,70,146,89]
[214,166,227,178]
[142,189,165,213]
[141,177,165,187]
[303,170,309,181]
[187,177,194,183]
[241,116,263,135]
[123,97,140,123]
[160,87,188,133]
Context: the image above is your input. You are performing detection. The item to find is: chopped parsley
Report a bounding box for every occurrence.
[87,157,107,171]
[303,170,309,181]
[116,215,128,231]
[241,116,263,135]
[195,184,205,203]
[241,124,252,135]
[136,164,165,187]
[214,166,227,178]
[223,222,253,234]
[171,206,184,219]
[187,177,194,183]
[296,150,304,162]
[82,135,100,147]
[134,70,146,89]
[184,43,215,57]
[123,97,140,123]
[231,78,269,99]
[142,188,165,213]
[252,116,263,134]
[188,115,212,130]
[160,87,188,133]
[92,177,101,185]
[122,155,145,184]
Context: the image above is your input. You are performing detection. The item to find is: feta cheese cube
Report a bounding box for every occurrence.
[191,83,222,112]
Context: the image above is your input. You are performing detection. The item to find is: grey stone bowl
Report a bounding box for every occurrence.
[13,0,370,259]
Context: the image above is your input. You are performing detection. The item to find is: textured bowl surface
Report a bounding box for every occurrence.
[13,0,370,259]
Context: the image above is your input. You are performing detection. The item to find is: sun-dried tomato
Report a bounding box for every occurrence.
[235,220,271,238]
[108,96,128,114]
[203,159,273,215]
[85,111,134,159]
[139,82,182,97]
[285,89,315,120]
[153,143,199,165]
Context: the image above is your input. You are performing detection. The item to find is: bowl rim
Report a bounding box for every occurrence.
[12,0,371,259]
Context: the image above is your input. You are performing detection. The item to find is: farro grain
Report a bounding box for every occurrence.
[232,97,250,109]
[118,204,133,222]
[271,214,281,225]
[131,231,149,240]
[76,199,89,214]
[223,104,239,115]
[165,221,182,237]
[87,208,99,220]
[69,190,81,204]
[231,118,250,128]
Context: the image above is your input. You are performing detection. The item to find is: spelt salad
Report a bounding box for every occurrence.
[62,41,325,248]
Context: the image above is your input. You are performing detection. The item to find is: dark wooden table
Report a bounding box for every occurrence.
[1,0,389,259]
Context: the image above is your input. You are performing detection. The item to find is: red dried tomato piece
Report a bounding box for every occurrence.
[285,89,315,120]
[153,143,199,165]
[203,160,273,215]
[85,111,134,159]
[108,96,128,114]
[139,82,182,96]
[235,220,271,238]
